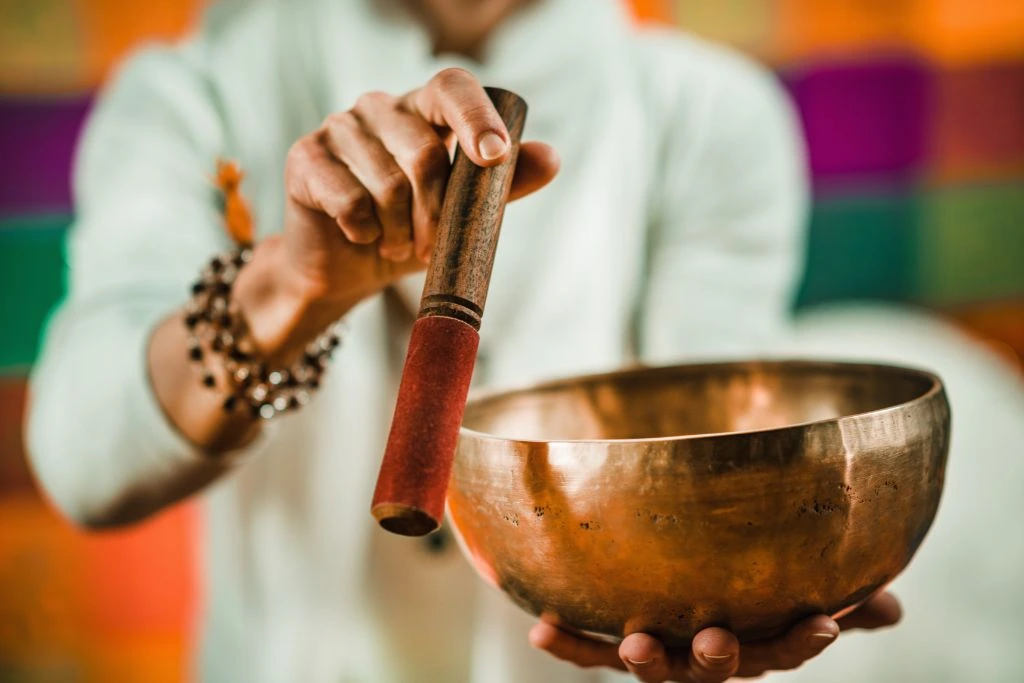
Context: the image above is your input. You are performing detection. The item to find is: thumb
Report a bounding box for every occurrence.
[509,141,560,201]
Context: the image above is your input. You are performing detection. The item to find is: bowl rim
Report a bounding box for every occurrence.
[459,359,945,445]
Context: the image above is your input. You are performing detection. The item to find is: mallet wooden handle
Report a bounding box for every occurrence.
[372,88,528,537]
[419,88,527,326]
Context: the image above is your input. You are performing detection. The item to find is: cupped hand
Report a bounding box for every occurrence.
[281,67,560,308]
[530,591,902,682]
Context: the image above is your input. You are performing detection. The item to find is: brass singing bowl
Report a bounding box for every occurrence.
[447,360,950,647]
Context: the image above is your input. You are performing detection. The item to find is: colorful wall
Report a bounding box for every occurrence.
[1,4,205,680]
[1,1,1022,680]
[645,0,1024,368]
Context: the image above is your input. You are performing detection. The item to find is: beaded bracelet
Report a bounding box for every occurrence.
[184,160,344,420]
[184,244,345,420]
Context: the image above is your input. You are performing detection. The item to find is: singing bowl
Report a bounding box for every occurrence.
[446,360,949,647]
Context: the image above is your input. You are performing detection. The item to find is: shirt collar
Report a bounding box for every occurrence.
[311,0,629,115]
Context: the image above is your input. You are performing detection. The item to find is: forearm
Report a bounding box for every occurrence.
[149,236,362,453]
[27,295,234,528]
[28,239,361,529]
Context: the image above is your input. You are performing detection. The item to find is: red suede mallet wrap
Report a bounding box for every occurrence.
[372,316,479,536]
[371,87,528,537]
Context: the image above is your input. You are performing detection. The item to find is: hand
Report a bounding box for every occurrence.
[530,591,902,682]
[234,67,558,359]
[280,67,559,309]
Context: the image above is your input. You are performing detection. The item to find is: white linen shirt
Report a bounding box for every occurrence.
[26,1,808,681]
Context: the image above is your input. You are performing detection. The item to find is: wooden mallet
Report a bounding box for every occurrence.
[371,87,527,536]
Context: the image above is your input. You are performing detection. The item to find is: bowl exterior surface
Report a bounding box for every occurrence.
[447,361,950,646]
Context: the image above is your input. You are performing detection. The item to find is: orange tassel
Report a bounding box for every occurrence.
[216,159,254,246]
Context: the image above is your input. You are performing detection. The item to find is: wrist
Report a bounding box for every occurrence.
[233,237,357,364]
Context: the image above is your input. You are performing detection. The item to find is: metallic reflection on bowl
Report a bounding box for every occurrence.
[447,361,949,646]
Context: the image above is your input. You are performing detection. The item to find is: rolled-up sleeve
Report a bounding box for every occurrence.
[26,45,244,527]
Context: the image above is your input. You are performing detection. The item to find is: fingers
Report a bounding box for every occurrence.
[285,137,382,244]
[530,624,745,683]
[292,69,558,269]
[509,141,561,201]
[320,110,414,260]
[618,633,675,682]
[352,91,450,262]
[837,591,902,631]
[401,67,511,167]
[617,629,742,683]
[528,622,626,671]
[532,619,846,682]
[735,616,839,678]
[681,628,741,682]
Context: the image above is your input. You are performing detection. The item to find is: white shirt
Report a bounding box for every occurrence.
[778,306,1024,683]
[27,1,809,681]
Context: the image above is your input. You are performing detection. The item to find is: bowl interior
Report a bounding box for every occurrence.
[463,361,937,441]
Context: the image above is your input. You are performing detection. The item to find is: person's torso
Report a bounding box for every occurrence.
[186,1,764,680]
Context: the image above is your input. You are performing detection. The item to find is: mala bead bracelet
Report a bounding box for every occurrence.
[183,244,345,420]
[184,159,344,420]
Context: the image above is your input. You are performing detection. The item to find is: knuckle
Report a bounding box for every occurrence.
[285,138,311,171]
[378,169,411,203]
[284,139,315,197]
[456,102,499,131]
[336,188,373,223]
[354,90,393,112]
[322,110,359,135]
[432,66,474,91]
[403,140,449,180]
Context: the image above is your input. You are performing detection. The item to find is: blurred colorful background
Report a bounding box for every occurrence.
[1,0,1022,680]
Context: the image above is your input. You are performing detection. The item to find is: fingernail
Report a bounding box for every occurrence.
[625,658,652,667]
[810,632,837,642]
[478,132,507,161]
[702,653,734,664]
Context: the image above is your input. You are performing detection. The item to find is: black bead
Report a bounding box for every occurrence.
[288,395,300,409]
[229,348,249,362]
[210,257,223,272]
[211,336,224,352]
[202,373,216,388]
[308,378,320,390]
[189,346,203,361]
[285,374,299,387]
[184,313,200,329]
[214,281,231,294]
[328,335,340,348]
[222,395,238,412]
[191,282,207,295]
[232,253,245,268]
[218,313,232,328]
[250,404,263,419]
[303,352,317,365]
